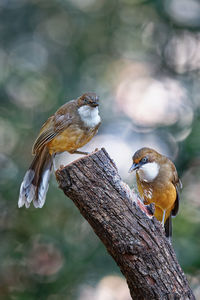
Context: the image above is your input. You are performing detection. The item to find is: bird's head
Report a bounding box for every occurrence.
[129,147,163,182]
[77,92,101,128]
[78,92,99,108]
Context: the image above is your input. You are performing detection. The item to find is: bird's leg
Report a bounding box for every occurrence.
[161,210,166,226]
[72,150,89,155]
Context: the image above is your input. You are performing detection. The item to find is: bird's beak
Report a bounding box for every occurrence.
[128,163,139,173]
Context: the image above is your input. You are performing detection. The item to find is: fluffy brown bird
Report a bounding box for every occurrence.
[19,92,101,209]
[129,147,181,238]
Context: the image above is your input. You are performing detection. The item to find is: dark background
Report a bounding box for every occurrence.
[0,0,200,299]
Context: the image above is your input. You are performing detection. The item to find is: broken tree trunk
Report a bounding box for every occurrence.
[56,148,195,300]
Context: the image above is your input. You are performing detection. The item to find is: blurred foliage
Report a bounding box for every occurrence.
[0,0,200,299]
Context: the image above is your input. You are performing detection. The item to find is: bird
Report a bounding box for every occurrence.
[18,92,101,209]
[129,147,181,238]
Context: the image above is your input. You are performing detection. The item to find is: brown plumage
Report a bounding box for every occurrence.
[19,92,101,208]
[129,147,181,238]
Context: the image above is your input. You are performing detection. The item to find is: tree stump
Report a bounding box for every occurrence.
[56,148,195,300]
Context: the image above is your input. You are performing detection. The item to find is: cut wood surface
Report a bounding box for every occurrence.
[56,148,195,300]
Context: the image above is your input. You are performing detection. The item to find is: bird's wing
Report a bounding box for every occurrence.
[172,187,179,216]
[32,102,75,154]
[171,167,181,217]
[32,116,56,154]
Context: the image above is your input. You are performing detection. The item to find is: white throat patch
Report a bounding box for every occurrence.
[78,106,101,128]
[138,162,160,182]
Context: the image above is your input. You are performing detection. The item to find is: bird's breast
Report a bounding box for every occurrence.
[137,174,177,211]
[47,125,97,155]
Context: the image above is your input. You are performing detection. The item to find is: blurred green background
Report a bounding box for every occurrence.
[0,0,200,299]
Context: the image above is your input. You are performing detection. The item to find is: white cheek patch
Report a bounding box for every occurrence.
[78,106,101,128]
[138,162,160,182]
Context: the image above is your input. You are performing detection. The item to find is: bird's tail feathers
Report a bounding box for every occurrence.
[18,147,52,208]
[164,214,172,240]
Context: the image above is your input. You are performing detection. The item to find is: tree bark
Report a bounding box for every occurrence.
[56,148,195,300]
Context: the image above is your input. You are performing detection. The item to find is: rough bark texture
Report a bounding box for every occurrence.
[56,148,195,300]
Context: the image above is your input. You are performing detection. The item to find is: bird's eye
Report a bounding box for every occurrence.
[84,99,88,103]
[141,157,148,164]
